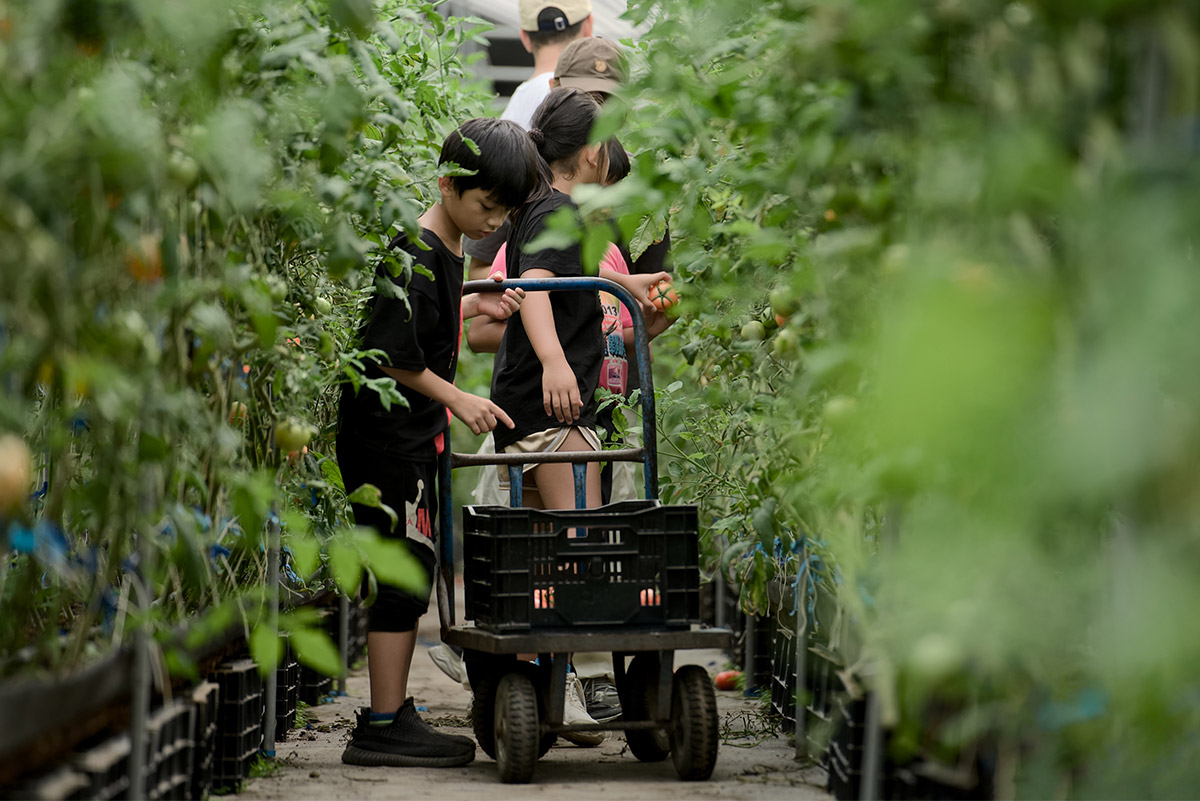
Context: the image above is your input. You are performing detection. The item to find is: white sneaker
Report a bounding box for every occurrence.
[560,672,605,746]
[427,644,470,688]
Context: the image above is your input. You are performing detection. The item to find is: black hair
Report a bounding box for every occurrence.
[604,138,630,185]
[526,17,584,51]
[516,88,621,224]
[528,87,608,180]
[438,117,540,210]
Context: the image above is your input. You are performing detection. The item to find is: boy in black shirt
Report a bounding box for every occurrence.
[337,118,538,768]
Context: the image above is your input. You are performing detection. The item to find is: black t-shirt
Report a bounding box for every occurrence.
[492,191,603,451]
[338,229,463,461]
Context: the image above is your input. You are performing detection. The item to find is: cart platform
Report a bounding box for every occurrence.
[443,624,733,655]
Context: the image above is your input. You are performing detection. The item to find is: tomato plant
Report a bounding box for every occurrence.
[0,0,490,680]
[613,0,1200,794]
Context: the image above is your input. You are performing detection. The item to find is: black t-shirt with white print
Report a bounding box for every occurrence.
[338,229,463,461]
[491,190,603,451]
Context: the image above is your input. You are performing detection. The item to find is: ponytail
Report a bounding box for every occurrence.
[514,87,616,225]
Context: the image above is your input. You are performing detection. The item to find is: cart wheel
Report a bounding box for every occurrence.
[668,665,719,781]
[494,671,540,784]
[471,675,498,759]
[621,654,670,762]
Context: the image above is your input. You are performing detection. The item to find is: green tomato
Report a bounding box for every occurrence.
[772,327,800,359]
[274,418,313,452]
[740,320,766,342]
[264,275,288,304]
[167,152,199,188]
[908,633,964,681]
[769,287,799,318]
[317,332,335,361]
[313,295,333,315]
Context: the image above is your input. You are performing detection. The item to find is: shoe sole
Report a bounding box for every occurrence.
[559,732,606,747]
[342,744,475,768]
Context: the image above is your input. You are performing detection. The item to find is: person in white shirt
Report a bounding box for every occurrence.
[501,1,595,128]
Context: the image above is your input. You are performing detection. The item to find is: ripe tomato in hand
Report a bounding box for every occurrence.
[649,278,679,312]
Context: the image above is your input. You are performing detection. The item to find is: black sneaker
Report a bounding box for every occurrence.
[581,677,622,722]
[342,699,475,767]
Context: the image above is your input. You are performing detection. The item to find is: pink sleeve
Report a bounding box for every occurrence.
[491,243,508,278]
[599,243,634,329]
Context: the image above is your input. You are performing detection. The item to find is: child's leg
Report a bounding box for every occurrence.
[528,428,601,510]
[368,628,418,713]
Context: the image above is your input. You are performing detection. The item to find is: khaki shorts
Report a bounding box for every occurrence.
[497,426,601,489]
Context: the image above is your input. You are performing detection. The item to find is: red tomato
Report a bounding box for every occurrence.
[649,278,679,312]
[714,670,741,691]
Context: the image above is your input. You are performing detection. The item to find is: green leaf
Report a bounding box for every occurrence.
[346,483,398,531]
[250,626,282,677]
[359,533,429,595]
[289,626,343,678]
[286,528,322,579]
[321,458,345,492]
[328,538,363,596]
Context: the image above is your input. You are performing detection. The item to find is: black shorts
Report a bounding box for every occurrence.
[336,430,438,633]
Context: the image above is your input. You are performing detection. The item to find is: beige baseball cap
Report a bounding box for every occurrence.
[519,0,593,33]
[555,37,626,94]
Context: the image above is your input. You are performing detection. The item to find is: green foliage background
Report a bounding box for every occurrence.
[0,0,489,679]
[609,0,1200,795]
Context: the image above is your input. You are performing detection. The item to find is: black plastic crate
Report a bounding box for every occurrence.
[274,636,300,740]
[144,699,195,801]
[71,733,130,801]
[190,682,219,801]
[212,659,264,735]
[769,625,797,731]
[9,765,90,800]
[463,501,701,632]
[299,666,333,705]
[212,724,261,791]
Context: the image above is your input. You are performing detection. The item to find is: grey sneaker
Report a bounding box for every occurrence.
[427,643,470,688]
[580,677,622,722]
[560,673,605,747]
[342,699,475,767]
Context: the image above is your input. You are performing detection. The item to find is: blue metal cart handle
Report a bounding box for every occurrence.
[436,276,662,633]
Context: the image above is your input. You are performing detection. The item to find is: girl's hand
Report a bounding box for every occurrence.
[448,390,514,435]
[542,358,582,423]
[622,271,671,316]
[644,305,674,338]
[474,287,525,320]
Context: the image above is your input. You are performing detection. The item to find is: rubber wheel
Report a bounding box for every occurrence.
[621,654,670,762]
[494,672,540,783]
[668,665,719,781]
[471,675,498,759]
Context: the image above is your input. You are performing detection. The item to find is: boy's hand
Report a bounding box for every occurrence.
[542,358,582,423]
[475,287,525,321]
[449,390,514,435]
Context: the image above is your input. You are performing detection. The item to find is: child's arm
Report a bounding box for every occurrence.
[380,366,514,435]
[622,306,674,347]
[520,268,582,424]
[599,268,671,316]
[466,317,506,354]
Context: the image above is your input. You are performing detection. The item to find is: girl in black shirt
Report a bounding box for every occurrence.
[491,88,667,510]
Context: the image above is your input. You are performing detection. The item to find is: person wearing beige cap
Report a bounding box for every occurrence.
[501,1,595,128]
[551,36,626,95]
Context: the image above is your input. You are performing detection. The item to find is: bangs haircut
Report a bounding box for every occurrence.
[439,118,540,210]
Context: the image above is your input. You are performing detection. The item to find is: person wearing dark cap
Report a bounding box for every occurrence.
[550,35,626,95]
[501,1,595,127]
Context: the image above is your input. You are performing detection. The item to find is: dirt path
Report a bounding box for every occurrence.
[237,607,830,801]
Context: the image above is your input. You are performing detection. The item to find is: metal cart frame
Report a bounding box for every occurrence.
[435,277,731,783]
